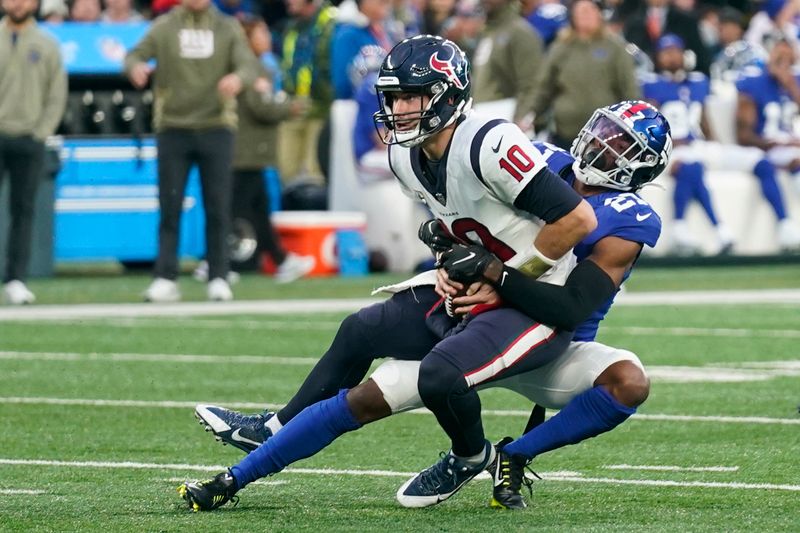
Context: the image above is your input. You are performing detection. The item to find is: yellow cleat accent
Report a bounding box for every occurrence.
[490,497,510,509]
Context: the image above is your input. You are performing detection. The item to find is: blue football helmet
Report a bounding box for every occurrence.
[571,100,672,191]
[373,35,472,147]
[710,40,768,81]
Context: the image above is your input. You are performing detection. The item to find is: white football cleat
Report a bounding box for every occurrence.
[275,252,315,284]
[715,224,735,255]
[193,260,241,285]
[3,280,35,305]
[670,220,703,256]
[778,219,800,252]
[144,278,181,303]
[207,278,233,301]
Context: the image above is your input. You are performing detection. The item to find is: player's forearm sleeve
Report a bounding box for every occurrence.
[513,167,583,223]
[494,260,617,330]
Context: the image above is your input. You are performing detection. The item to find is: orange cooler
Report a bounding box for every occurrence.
[263,211,367,276]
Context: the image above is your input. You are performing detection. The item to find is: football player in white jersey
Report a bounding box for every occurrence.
[180,34,597,511]
[179,106,672,515]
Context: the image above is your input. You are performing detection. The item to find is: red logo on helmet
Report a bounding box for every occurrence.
[429,47,465,90]
[620,102,650,119]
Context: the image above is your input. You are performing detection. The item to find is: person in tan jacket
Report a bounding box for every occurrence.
[231,16,315,283]
[125,0,257,303]
[0,0,66,305]
[470,0,544,127]
[529,0,640,149]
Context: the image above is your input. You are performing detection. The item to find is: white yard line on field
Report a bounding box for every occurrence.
[1,458,798,493]
[0,351,319,366]
[1,396,799,425]
[602,326,800,339]
[7,318,800,339]
[165,477,288,486]
[5,317,342,330]
[0,289,798,322]
[0,488,46,495]
[604,464,739,472]
[0,299,381,321]
[2,350,798,382]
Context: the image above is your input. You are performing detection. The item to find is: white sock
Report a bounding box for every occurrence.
[266,414,283,435]
[455,445,493,466]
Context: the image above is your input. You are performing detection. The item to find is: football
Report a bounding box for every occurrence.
[444,286,469,317]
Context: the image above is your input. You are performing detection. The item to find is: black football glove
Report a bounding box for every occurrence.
[437,244,502,284]
[418,219,456,252]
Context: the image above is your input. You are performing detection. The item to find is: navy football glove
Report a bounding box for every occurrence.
[437,244,502,284]
[418,219,455,253]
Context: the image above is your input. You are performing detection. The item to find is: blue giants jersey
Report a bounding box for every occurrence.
[353,71,380,162]
[533,142,662,341]
[640,72,708,142]
[735,68,800,139]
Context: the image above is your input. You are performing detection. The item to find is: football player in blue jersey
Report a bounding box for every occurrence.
[641,34,736,255]
[178,98,672,512]
[735,37,800,251]
[180,34,597,511]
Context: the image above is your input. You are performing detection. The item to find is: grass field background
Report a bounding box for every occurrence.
[0,265,798,532]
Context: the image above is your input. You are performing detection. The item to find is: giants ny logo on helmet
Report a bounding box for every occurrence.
[617,101,651,128]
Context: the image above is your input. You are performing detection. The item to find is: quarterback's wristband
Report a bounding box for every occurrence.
[505,245,558,279]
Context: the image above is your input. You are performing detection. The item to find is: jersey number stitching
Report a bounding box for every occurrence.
[451,218,516,262]
[498,145,535,182]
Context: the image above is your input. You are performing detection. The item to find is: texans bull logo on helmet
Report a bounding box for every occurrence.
[429,45,466,90]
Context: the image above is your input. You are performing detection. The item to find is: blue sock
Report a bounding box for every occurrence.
[672,164,694,220]
[230,389,361,489]
[503,386,636,460]
[754,159,787,220]
[687,163,719,225]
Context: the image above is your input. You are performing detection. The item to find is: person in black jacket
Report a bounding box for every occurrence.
[623,0,712,74]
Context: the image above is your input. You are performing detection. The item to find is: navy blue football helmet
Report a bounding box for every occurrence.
[571,100,672,191]
[373,35,472,147]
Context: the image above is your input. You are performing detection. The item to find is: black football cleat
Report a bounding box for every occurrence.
[488,437,540,510]
[195,404,274,453]
[178,470,239,512]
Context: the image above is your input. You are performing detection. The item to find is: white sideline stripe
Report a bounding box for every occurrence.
[0,488,46,495]
[0,351,319,366]
[165,477,288,486]
[25,318,341,331]
[604,326,800,339]
[0,289,798,322]
[2,459,799,493]
[0,397,281,410]
[644,366,781,383]
[614,289,800,306]
[6,318,800,339]
[549,476,800,492]
[2,396,799,426]
[3,351,798,383]
[15,319,799,337]
[734,361,800,370]
[0,299,381,321]
[605,464,739,473]
[631,413,800,425]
